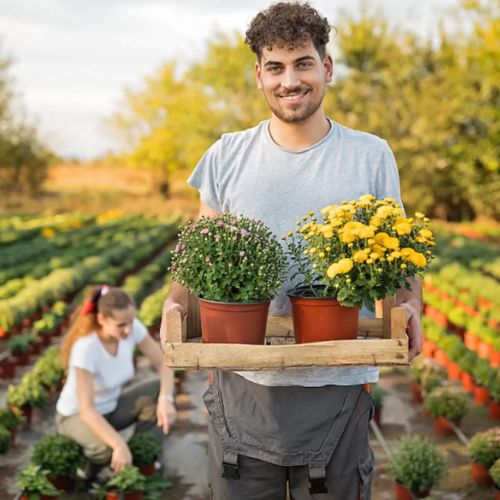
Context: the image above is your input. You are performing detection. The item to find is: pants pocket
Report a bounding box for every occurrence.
[357,447,375,500]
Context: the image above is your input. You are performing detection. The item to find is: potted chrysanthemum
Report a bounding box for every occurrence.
[284,194,435,343]
[170,214,287,344]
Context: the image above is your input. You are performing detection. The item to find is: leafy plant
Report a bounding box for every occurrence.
[32,434,85,478]
[284,195,435,308]
[106,465,147,492]
[16,464,60,497]
[128,432,162,467]
[170,214,287,302]
[8,334,35,354]
[490,458,500,488]
[7,374,49,409]
[0,407,24,432]
[388,435,446,494]
[420,365,447,394]
[0,424,10,454]
[31,347,64,389]
[468,428,500,467]
[424,387,470,421]
[471,359,496,387]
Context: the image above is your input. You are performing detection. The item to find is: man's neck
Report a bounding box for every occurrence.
[268,111,330,151]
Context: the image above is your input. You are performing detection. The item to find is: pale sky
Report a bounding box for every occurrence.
[0,0,461,159]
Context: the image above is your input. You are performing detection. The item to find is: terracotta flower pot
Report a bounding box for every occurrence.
[434,349,448,367]
[0,358,16,379]
[478,341,492,359]
[434,416,454,437]
[470,461,493,487]
[473,385,490,405]
[446,360,461,381]
[410,382,423,403]
[47,474,75,492]
[106,491,144,500]
[489,400,500,420]
[138,463,156,476]
[461,372,474,393]
[422,339,436,358]
[394,482,412,500]
[198,298,270,344]
[288,293,359,343]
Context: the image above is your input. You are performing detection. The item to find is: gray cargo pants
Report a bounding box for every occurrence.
[56,377,162,465]
[205,371,374,500]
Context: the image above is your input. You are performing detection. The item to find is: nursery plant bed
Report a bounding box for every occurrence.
[164,295,409,370]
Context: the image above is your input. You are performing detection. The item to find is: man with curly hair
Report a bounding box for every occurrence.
[161,2,422,499]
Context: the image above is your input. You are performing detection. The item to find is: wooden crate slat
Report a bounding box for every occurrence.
[164,337,408,370]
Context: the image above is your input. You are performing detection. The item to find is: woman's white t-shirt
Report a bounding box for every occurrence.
[56,318,148,416]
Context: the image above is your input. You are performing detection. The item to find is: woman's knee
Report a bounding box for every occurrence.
[85,441,113,465]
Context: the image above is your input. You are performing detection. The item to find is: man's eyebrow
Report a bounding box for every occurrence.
[262,55,315,67]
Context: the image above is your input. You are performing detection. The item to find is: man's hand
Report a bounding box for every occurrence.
[159,301,186,350]
[401,302,422,361]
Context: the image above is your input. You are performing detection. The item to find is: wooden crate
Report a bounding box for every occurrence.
[164,295,409,370]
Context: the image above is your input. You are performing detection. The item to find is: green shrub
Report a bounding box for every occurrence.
[16,464,60,497]
[468,428,500,468]
[8,334,34,354]
[490,458,500,488]
[0,424,10,454]
[388,435,446,494]
[106,466,147,492]
[424,387,470,421]
[128,432,162,467]
[32,434,85,478]
[0,407,24,432]
[421,365,447,394]
[7,374,49,409]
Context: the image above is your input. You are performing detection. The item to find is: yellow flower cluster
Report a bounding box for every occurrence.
[284,194,435,307]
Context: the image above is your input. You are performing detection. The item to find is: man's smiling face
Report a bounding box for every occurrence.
[255,38,333,124]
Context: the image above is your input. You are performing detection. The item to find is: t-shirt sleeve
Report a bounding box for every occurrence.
[187,139,223,212]
[131,318,148,344]
[69,338,97,373]
[375,141,405,213]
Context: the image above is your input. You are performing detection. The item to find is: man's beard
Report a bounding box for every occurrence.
[264,87,324,123]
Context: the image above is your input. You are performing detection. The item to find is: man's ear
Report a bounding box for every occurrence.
[324,54,333,83]
[255,61,263,90]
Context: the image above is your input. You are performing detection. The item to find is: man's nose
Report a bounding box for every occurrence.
[281,68,301,89]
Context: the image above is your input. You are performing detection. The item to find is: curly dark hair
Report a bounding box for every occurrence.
[245,2,331,60]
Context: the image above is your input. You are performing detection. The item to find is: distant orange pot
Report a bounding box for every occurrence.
[489,401,500,420]
[471,462,493,487]
[198,298,270,344]
[446,360,461,381]
[434,416,454,436]
[288,292,359,343]
[462,372,474,393]
[473,385,490,405]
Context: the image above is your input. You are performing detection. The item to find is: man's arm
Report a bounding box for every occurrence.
[159,201,221,348]
[396,277,423,362]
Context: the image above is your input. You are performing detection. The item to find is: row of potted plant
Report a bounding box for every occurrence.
[0,221,178,336]
[138,278,173,335]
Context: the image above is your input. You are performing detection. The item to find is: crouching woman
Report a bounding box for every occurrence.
[56,286,176,473]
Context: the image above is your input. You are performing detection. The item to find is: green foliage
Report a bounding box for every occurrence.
[8,333,35,353]
[0,407,24,431]
[170,214,287,302]
[31,346,64,389]
[468,428,500,467]
[128,432,162,467]
[490,458,500,488]
[106,465,147,493]
[0,424,10,454]
[7,373,48,409]
[388,435,446,493]
[424,387,470,421]
[32,434,85,478]
[15,464,60,497]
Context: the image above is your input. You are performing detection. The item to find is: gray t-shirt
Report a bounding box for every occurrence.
[188,118,404,387]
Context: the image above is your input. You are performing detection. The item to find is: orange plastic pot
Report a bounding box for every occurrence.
[288,293,359,343]
[491,351,500,368]
[394,482,413,500]
[434,416,454,437]
[478,341,492,359]
[470,462,493,487]
[464,331,479,351]
[434,349,448,367]
[446,360,461,381]
[422,339,436,358]
[489,401,500,420]
[473,385,490,405]
[461,372,474,393]
[198,298,270,344]
[105,492,143,500]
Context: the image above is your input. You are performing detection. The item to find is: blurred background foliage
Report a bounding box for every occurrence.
[0,1,498,220]
[109,0,499,220]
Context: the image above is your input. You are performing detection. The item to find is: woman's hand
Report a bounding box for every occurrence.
[111,441,132,473]
[157,397,177,434]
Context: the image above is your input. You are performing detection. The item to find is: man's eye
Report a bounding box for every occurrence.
[298,62,312,69]
[269,66,282,74]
